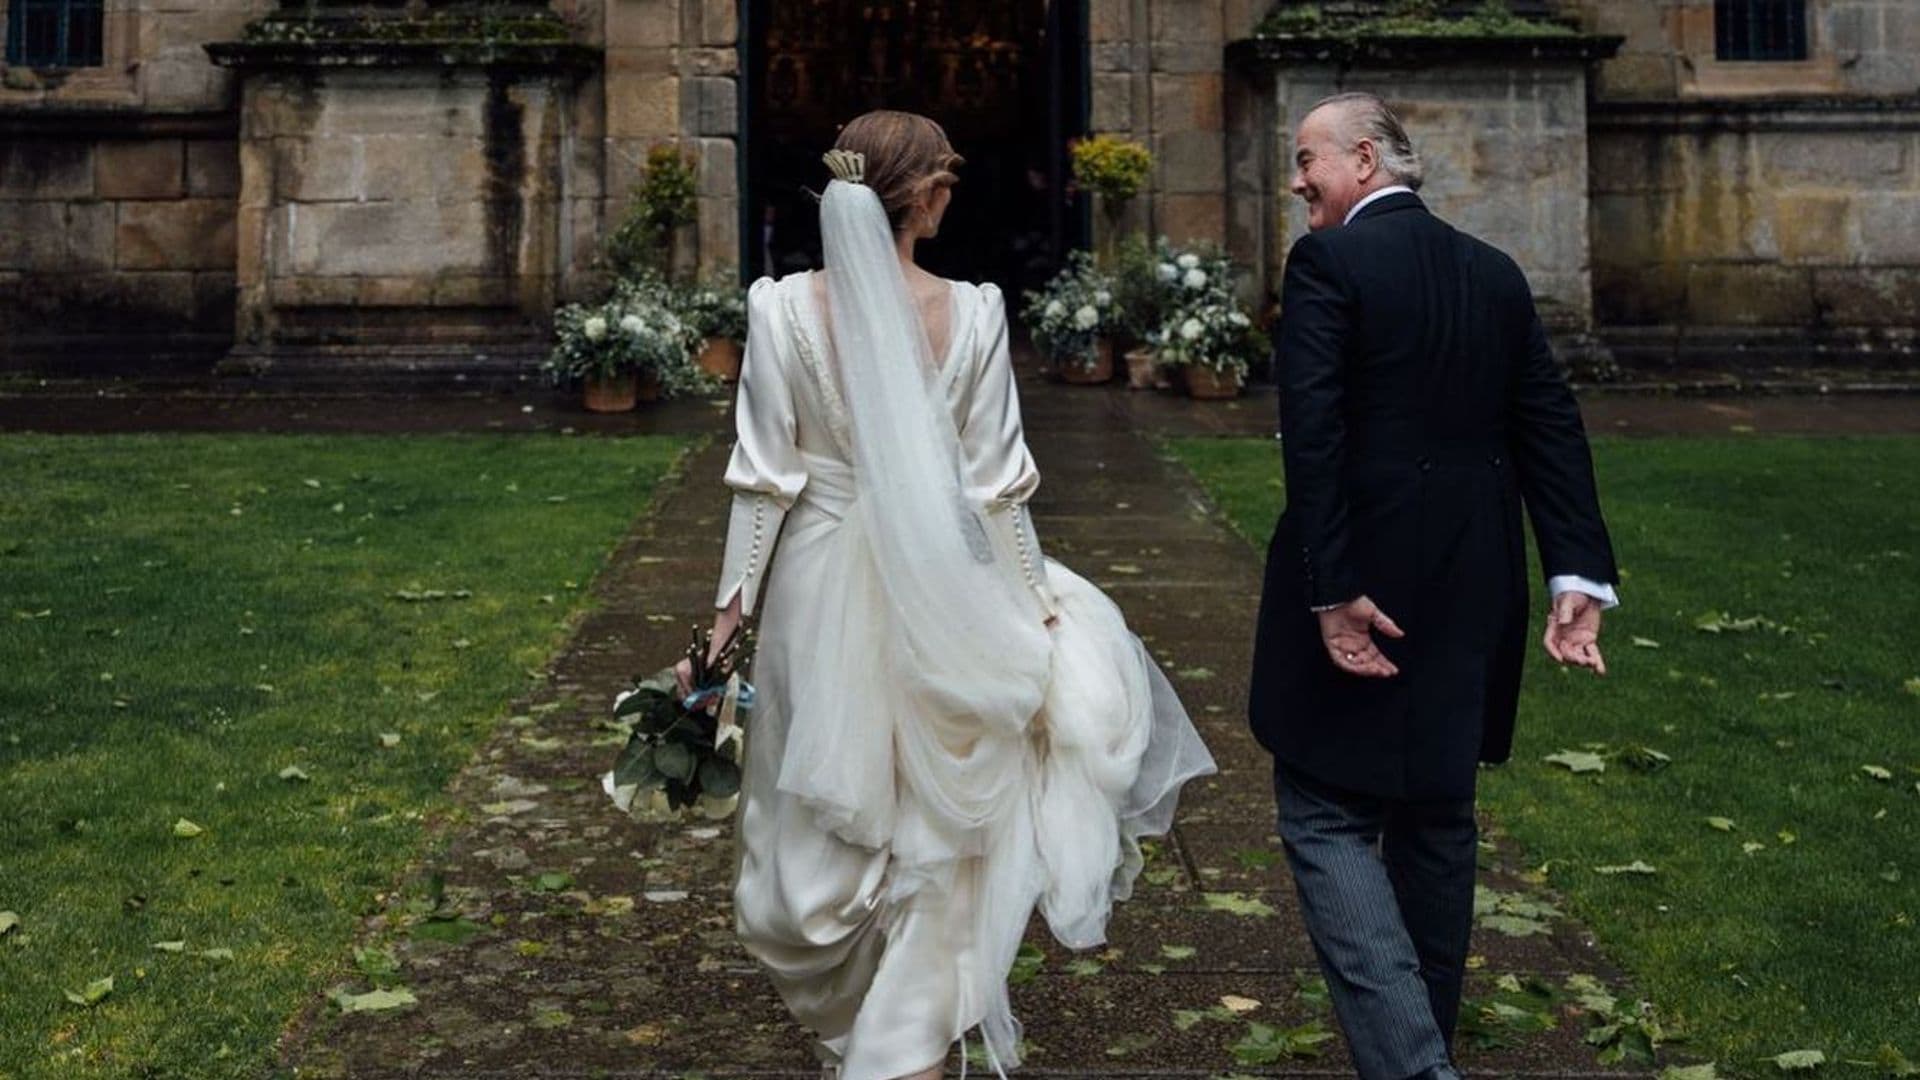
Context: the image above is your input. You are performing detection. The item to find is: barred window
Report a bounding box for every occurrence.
[1714,0,1809,61]
[5,0,105,68]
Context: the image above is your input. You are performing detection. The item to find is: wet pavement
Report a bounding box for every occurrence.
[88,365,1666,1078]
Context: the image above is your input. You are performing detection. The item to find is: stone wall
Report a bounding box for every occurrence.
[227,65,581,362]
[1590,101,1920,365]
[0,128,238,358]
[1230,51,1600,335]
[583,0,739,288]
[1087,0,1264,252]
[0,0,260,366]
[1574,0,1920,102]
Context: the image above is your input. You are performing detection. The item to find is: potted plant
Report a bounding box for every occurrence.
[545,286,704,412]
[1022,250,1119,384]
[675,272,749,383]
[1070,134,1152,268]
[1147,245,1266,400]
[1112,234,1178,389]
[603,143,699,281]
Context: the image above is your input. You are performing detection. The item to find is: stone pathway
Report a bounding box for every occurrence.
[270,370,1650,1078]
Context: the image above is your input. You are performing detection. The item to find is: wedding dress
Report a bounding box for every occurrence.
[716,177,1214,1080]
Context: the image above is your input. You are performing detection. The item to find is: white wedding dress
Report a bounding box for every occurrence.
[715,256,1214,1079]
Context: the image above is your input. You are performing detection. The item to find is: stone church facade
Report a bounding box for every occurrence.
[1,0,1914,378]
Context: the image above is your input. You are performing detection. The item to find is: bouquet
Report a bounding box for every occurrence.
[601,625,755,823]
[1021,249,1118,371]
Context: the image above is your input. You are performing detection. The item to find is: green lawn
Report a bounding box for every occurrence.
[0,432,689,1078]
[1164,435,1920,1077]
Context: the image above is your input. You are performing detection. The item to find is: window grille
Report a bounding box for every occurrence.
[5,0,106,68]
[1714,0,1810,61]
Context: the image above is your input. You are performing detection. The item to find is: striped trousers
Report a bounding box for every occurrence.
[1274,763,1476,1080]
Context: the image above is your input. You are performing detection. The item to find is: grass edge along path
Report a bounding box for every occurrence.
[0,431,696,1079]
[1161,434,1920,1080]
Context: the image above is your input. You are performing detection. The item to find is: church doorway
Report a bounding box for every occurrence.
[741,0,1089,294]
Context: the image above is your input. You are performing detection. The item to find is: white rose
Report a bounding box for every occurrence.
[1177,253,1201,270]
[1180,317,1204,341]
[619,314,644,336]
[1094,290,1113,307]
[582,316,608,342]
[1183,268,1208,289]
[695,792,739,820]
[1045,299,1066,319]
[1156,263,1179,282]
[1073,304,1099,330]
[1229,310,1251,327]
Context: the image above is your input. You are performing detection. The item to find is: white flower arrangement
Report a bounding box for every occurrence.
[1021,250,1118,370]
[546,281,710,395]
[1141,240,1267,378]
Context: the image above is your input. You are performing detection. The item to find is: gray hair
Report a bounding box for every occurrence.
[1311,92,1425,191]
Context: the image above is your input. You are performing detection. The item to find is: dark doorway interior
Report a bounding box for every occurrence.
[742,0,1088,295]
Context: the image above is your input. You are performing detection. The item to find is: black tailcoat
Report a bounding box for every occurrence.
[1249,193,1618,801]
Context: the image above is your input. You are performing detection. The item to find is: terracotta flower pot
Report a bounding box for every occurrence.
[637,368,664,402]
[698,337,742,382]
[583,372,639,413]
[1182,364,1243,400]
[1058,337,1115,385]
[1124,346,1159,390]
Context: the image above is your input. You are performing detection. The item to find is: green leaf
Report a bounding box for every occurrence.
[378,732,402,748]
[697,756,741,798]
[1231,1019,1336,1065]
[354,944,400,980]
[1008,942,1044,986]
[172,818,204,838]
[1862,764,1894,781]
[1202,892,1277,917]
[1066,958,1104,977]
[654,741,696,782]
[1594,860,1658,876]
[1904,677,1920,697]
[278,765,311,782]
[1161,944,1198,961]
[533,871,574,893]
[1769,1050,1827,1071]
[1480,913,1552,937]
[151,940,186,953]
[1231,848,1282,871]
[1846,1044,1920,1078]
[1660,1065,1720,1080]
[331,986,418,1013]
[1706,817,1736,832]
[0,911,18,937]
[1105,1032,1155,1057]
[1545,750,1606,774]
[1631,636,1662,649]
[64,975,114,1007]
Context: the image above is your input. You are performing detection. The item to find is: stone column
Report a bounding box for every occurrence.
[208,5,599,376]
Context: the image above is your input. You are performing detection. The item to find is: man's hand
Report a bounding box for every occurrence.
[1317,596,1405,678]
[1543,590,1607,675]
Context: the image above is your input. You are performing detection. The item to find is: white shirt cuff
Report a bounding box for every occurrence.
[1548,574,1619,610]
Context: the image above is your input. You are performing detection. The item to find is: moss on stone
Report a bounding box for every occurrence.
[1256,0,1578,40]
[240,11,572,48]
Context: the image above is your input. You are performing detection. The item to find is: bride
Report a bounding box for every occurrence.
[683,109,1215,1080]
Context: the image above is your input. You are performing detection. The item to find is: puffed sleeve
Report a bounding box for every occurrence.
[958,282,1058,620]
[715,276,808,614]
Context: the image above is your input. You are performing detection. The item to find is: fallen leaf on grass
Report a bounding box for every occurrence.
[63,975,113,1007]
[1631,637,1662,649]
[1594,861,1658,876]
[1706,817,1736,832]
[1231,1019,1337,1065]
[278,766,310,782]
[172,818,204,838]
[0,912,18,936]
[1844,1044,1919,1078]
[332,987,417,1013]
[1545,750,1606,774]
[1768,1050,1826,1071]
[1862,765,1894,781]
[1660,1065,1720,1080]
[196,947,234,961]
[1480,914,1553,937]
[378,733,402,748]
[1203,892,1277,917]
[1743,842,1766,855]
[152,940,185,953]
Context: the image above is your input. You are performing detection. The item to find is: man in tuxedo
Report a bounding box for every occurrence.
[1249,93,1619,1080]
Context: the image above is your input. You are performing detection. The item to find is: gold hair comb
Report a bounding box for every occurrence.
[822,149,866,185]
